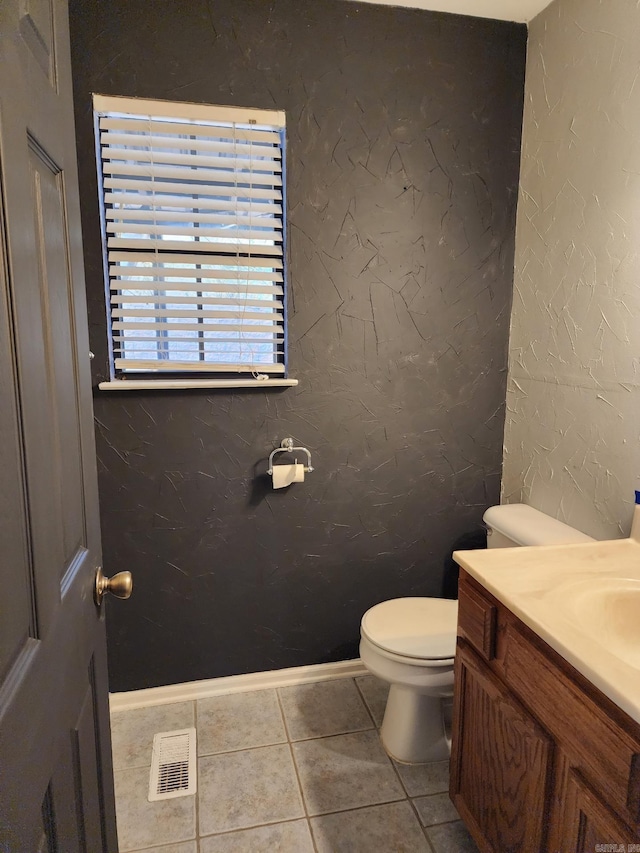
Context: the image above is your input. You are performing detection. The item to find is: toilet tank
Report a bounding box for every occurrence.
[483,503,594,549]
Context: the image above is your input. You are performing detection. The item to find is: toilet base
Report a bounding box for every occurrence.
[380,684,449,764]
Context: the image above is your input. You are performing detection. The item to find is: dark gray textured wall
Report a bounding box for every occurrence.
[69,0,526,692]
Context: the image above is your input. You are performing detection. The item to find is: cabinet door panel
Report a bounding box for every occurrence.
[563,771,639,851]
[451,643,553,853]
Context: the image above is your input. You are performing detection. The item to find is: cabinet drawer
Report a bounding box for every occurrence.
[504,625,640,826]
[458,578,497,661]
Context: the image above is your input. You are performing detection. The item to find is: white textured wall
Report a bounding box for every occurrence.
[503,0,640,539]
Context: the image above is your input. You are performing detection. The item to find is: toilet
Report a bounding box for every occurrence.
[359,503,594,764]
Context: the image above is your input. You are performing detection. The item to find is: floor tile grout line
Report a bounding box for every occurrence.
[306,816,319,853]
[199,814,312,836]
[346,674,378,727]
[423,816,467,828]
[407,793,427,826]
[354,675,381,729]
[196,814,311,841]
[275,684,294,743]
[128,839,201,853]
[274,687,318,851]
[306,801,446,853]
[280,736,312,827]
[422,819,480,853]
[405,793,439,853]
[194,720,380,762]
[286,723,375,744]
[421,823,438,853]
[124,836,198,853]
[196,735,288,759]
[190,809,464,852]
[386,741,413,799]
[303,790,409,819]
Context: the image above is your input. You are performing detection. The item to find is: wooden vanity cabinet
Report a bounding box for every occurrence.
[451,570,640,853]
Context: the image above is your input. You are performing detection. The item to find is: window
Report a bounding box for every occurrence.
[93,95,291,388]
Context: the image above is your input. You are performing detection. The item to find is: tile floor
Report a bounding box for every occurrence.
[110,675,478,853]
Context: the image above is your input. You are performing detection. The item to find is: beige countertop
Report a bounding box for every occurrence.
[453,537,640,726]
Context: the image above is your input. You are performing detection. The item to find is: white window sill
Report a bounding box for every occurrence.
[98,378,298,391]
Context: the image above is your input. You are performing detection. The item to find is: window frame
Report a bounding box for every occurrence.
[92,94,295,390]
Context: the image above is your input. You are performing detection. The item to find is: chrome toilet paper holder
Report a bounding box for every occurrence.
[267,437,314,475]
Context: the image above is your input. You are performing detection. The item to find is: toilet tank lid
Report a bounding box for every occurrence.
[483,504,594,546]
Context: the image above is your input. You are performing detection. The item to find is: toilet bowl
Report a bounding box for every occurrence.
[360,503,594,764]
[359,597,457,763]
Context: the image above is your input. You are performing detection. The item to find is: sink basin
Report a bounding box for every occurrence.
[557,577,640,669]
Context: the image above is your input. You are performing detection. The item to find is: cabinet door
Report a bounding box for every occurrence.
[451,643,554,853]
[562,771,639,851]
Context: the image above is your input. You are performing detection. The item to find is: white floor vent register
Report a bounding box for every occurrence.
[148,728,197,801]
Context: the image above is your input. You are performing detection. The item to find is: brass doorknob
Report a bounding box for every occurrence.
[95,567,133,605]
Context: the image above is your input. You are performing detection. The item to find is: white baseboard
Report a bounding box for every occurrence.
[109,658,368,713]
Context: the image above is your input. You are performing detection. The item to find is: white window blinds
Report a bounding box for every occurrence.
[94,95,286,376]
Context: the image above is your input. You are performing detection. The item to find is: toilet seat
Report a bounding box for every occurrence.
[361,597,457,662]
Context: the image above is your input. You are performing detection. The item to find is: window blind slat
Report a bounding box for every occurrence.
[112,285,283,298]
[113,334,284,345]
[107,237,282,256]
[105,191,281,215]
[112,321,284,334]
[102,146,281,174]
[108,250,283,270]
[102,132,281,159]
[100,116,280,144]
[112,286,283,299]
[106,222,282,241]
[109,266,283,293]
[114,359,287,373]
[104,177,281,202]
[114,348,284,357]
[101,161,283,188]
[112,295,283,309]
[106,209,282,228]
[112,307,283,321]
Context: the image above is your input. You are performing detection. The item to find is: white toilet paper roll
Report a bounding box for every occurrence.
[272,463,305,489]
